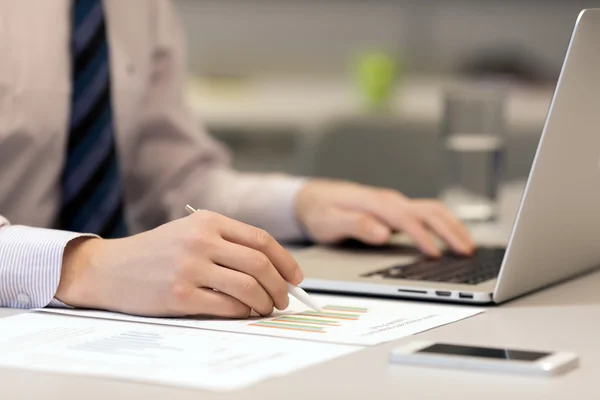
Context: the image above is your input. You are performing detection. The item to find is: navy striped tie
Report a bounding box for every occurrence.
[59,0,128,238]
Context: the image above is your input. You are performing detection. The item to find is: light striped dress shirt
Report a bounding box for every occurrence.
[0,216,87,308]
[0,1,306,309]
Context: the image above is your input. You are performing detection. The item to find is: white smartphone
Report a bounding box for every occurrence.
[389,341,579,376]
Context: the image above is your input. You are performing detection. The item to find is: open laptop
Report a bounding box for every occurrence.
[293,9,600,305]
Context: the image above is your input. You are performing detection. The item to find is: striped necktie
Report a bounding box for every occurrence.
[59,0,128,238]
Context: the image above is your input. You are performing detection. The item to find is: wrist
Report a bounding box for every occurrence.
[55,236,103,308]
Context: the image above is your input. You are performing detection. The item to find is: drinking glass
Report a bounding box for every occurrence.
[440,85,508,222]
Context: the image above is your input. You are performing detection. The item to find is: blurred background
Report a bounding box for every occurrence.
[174,0,598,221]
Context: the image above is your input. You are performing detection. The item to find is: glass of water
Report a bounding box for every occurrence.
[440,84,508,222]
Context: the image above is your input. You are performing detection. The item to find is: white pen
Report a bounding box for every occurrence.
[185,204,322,312]
[286,283,322,312]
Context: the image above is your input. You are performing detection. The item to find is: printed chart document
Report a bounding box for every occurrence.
[0,313,359,391]
[40,294,483,346]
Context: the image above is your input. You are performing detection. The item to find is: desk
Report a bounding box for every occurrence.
[188,75,553,136]
[1,271,599,399]
[2,182,599,400]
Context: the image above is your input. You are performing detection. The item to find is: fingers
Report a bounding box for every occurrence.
[210,241,290,310]
[351,191,452,257]
[203,265,275,316]
[418,208,472,255]
[214,215,303,285]
[427,202,476,253]
[391,211,442,257]
[322,208,392,245]
[184,288,252,318]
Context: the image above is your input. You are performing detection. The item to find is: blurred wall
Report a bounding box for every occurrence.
[173,0,593,197]
[174,0,599,78]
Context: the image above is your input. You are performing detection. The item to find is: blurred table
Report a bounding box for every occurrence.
[188,76,549,196]
[187,75,553,136]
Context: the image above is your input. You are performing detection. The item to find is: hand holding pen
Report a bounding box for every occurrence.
[184,205,321,313]
[56,202,319,318]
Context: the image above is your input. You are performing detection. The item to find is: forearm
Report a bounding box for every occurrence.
[0,219,93,309]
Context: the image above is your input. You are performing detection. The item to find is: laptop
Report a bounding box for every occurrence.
[292,9,600,305]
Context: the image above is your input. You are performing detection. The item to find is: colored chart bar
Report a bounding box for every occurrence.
[250,321,325,333]
[322,305,368,313]
[297,311,361,320]
[276,316,340,326]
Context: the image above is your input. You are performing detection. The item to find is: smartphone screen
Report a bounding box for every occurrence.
[417,343,550,362]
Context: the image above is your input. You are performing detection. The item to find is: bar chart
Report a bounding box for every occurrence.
[249,305,368,333]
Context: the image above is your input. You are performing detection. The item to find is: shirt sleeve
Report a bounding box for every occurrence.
[123,1,308,241]
[199,169,308,241]
[0,217,92,309]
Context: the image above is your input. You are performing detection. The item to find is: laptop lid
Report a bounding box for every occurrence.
[493,9,600,303]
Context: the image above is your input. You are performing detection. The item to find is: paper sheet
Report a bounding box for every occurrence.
[0,313,359,391]
[39,294,483,346]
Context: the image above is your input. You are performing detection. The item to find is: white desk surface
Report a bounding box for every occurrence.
[2,181,599,400]
[1,271,599,400]
[187,75,554,135]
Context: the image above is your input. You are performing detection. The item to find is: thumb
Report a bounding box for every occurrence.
[322,208,392,245]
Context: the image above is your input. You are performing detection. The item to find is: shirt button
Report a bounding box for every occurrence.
[17,293,30,306]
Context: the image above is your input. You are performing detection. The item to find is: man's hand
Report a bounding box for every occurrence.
[295,180,475,257]
[56,211,303,318]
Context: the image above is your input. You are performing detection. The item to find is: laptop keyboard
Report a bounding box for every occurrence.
[362,247,505,285]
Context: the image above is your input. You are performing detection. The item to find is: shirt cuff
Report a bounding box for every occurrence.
[250,175,308,241]
[0,225,94,309]
[47,298,74,308]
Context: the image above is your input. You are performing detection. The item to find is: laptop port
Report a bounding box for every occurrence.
[435,291,451,297]
[459,292,474,299]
